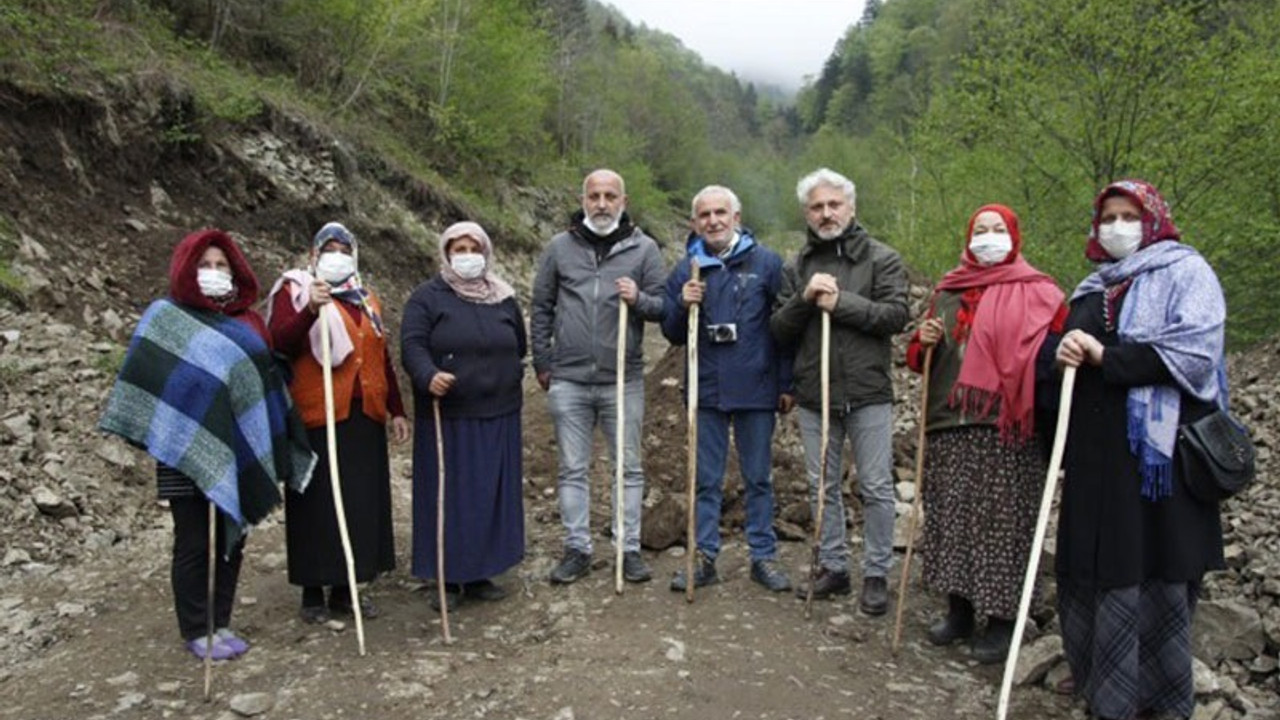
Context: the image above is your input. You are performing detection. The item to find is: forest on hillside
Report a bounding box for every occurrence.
[1,0,1277,345]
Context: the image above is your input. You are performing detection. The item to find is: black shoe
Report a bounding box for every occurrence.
[549,549,592,585]
[429,583,463,612]
[670,552,719,591]
[794,568,853,600]
[622,551,652,583]
[463,579,508,602]
[750,558,792,592]
[927,594,976,646]
[859,576,889,616]
[299,604,329,624]
[972,617,1014,664]
[329,592,380,620]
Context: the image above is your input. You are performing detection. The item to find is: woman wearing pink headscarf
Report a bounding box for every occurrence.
[401,221,526,612]
[906,204,1066,663]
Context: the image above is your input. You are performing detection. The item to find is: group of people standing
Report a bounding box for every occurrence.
[103,167,1228,720]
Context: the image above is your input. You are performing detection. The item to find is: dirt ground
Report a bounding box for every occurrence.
[0,365,1081,720]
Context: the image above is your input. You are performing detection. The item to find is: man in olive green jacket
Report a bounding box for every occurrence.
[771,167,909,616]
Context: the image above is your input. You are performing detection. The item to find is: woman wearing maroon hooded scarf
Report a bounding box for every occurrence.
[906,204,1066,663]
[103,229,283,661]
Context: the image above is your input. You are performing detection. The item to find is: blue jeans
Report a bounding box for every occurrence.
[797,403,895,577]
[695,408,780,562]
[547,378,645,554]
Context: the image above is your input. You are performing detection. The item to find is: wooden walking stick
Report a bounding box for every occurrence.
[804,310,832,619]
[997,365,1077,720]
[318,305,366,655]
[892,345,934,654]
[684,265,701,603]
[203,500,216,701]
[615,300,628,595]
[432,398,453,643]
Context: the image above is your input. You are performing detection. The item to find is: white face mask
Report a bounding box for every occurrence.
[450,253,486,280]
[197,268,234,299]
[1097,220,1144,260]
[968,232,1013,266]
[316,251,357,284]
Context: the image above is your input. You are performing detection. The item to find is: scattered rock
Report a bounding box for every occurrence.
[1195,600,1266,662]
[229,691,275,717]
[32,486,77,518]
[1014,634,1063,686]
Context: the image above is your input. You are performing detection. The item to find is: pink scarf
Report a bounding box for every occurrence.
[438,222,515,305]
[934,204,1064,443]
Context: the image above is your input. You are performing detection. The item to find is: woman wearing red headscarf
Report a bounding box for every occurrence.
[905,204,1066,663]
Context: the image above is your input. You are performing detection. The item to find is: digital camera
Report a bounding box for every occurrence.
[707,323,738,344]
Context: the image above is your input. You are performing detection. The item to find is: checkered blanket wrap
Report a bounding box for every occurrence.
[1058,580,1197,719]
[100,299,315,532]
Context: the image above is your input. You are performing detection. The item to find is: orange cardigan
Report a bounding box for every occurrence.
[290,295,389,429]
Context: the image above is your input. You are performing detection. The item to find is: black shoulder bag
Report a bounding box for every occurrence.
[1177,410,1256,503]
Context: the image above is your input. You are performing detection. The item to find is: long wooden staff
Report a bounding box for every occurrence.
[432,398,453,643]
[615,300,628,595]
[892,345,934,654]
[203,500,216,701]
[804,310,832,618]
[319,304,366,655]
[997,365,1077,720]
[684,265,701,603]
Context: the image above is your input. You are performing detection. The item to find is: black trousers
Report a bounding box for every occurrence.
[170,496,245,641]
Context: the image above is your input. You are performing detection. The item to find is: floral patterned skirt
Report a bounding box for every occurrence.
[921,425,1045,619]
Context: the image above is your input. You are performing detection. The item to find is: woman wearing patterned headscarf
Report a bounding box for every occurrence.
[905,204,1066,663]
[1053,180,1227,720]
[401,221,526,611]
[268,222,409,623]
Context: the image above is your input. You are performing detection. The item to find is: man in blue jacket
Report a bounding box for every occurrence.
[661,185,794,592]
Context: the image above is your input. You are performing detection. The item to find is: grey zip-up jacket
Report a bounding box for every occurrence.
[770,223,909,412]
[531,219,666,385]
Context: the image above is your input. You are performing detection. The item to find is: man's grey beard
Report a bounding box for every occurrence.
[815,222,847,241]
[586,213,621,237]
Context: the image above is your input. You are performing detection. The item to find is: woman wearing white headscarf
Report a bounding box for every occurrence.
[401,221,526,611]
[268,222,409,623]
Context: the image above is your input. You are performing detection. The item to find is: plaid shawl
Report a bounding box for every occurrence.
[100,299,315,545]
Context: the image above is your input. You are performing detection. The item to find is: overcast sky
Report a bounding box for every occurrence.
[603,0,866,91]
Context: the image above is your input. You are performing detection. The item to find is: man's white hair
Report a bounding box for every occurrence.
[690,185,741,217]
[582,168,626,196]
[796,168,856,208]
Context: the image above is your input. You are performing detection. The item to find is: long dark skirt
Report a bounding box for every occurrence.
[921,425,1044,619]
[411,409,524,584]
[1059,579,1197,719]
[286,400,396,586]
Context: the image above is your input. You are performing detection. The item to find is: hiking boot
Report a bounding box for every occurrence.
[794,567,852,600]
[927,594,975,646]
[670,552,719,591]
[463,579,508,602]
[622,551,652,583]
[859,576,889,616]
[972,617,1014,664]
[549,549,592,584]
[430,583,463,612]
[750,558,792,592]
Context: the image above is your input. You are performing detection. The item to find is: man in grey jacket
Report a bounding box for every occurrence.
[531,168,667,585]
[771,168,909,616]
